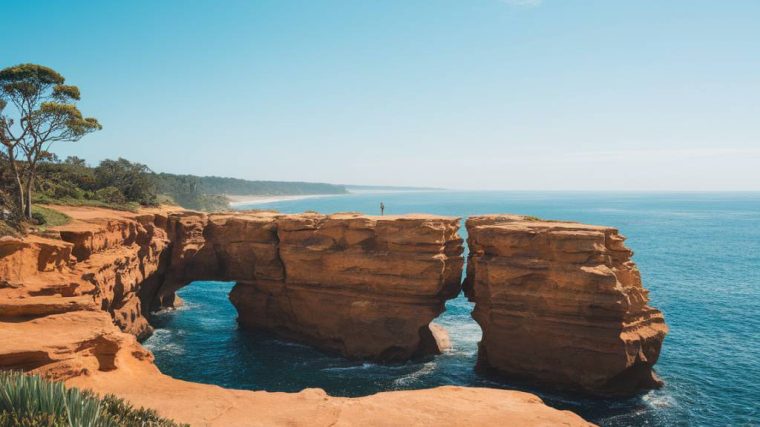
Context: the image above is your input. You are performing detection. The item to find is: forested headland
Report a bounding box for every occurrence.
[1,155,347,215]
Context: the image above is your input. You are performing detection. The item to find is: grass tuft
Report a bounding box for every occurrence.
[33,194,140,212]
[30,206,71,229]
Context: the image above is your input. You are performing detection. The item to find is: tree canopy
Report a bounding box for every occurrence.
[0,63,101,219]
[94,158,157,206]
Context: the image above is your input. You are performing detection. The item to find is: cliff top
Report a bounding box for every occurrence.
[45,204,181,222]
[467,214,616,232]
[44,205,462,228]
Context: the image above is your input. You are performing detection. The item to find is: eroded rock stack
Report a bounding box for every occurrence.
[463,215,668,396]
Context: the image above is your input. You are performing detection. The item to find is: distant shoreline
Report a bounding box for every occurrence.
[226,189,447,206]
[226,194,336,206]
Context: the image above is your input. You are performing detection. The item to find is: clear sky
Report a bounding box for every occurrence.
[4,0,759,190]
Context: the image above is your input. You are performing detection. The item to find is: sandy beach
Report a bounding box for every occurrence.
[226,194,336,206]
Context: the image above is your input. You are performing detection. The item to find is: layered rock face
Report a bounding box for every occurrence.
[463,215,668,396]
[1,207,593,426]
[232,213,463,360]
[0,207,167,379]
[1,209,463,366]
[153,211,464,360]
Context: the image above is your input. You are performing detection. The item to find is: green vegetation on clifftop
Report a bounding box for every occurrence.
[30,205,70,230]
[1,155,349,219]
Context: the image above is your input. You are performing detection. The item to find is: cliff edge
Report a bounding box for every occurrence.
[0,205,593,426]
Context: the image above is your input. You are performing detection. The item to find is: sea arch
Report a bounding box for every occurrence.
[140,211,464,361]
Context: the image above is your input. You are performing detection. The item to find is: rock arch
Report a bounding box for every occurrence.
[145,211,464,361]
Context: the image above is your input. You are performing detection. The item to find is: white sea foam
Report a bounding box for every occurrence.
[322,362,378,372]
[142,329,178,352]
[271,339,311,348]
[643,391,677,409]
[151,301,199,316]
[392,361,437,386]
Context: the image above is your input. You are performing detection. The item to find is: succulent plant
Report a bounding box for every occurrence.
[0,372,187,427]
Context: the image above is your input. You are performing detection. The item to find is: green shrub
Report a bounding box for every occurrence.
[0,372,187,427]
[49,182,87,200]
[30,211,47,225]
[94,159,158,206]
[99,394,183,426]
[0,411,66,426]
[94,186,127,205]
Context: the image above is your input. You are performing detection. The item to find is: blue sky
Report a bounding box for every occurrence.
[4,0,759,190]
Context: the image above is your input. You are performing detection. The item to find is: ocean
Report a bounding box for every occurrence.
[143,191,760,426]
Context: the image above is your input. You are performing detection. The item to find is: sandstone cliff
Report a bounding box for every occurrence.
[463,215,668,396]
[0,206,593,426]
[149,211,463,360]
[0,206,167,379]
[232,213,463,360]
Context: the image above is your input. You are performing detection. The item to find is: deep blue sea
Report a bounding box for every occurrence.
[143,191,760,426]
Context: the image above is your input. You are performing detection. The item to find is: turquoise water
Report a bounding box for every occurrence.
[143,191,760,426]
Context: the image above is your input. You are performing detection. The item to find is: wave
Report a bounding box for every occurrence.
[151,301,200,316]
[143,329,187,356]
[392,361,437,386]
[322,362,379,372]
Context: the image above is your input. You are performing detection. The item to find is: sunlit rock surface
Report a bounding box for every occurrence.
[0,206,593,426]
[464,215,668,396]
[157,211,464,360]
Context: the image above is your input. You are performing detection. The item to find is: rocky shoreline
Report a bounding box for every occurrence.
[0,204,666,426]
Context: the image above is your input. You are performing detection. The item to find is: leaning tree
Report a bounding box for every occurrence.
[0,64,101,219]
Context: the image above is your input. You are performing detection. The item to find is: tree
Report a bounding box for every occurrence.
[94,158,158,206]
[0,64,101,219]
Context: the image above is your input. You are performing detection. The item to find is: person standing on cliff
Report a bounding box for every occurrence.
[380,202,385,216]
